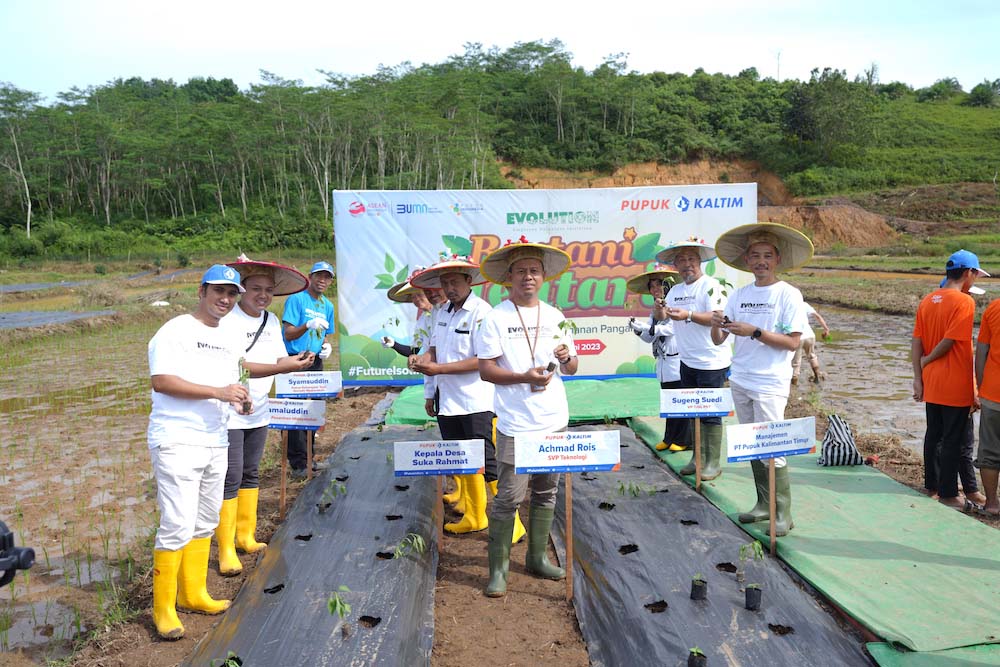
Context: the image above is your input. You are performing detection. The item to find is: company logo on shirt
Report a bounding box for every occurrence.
[197,341,227,352]
[739,302,776,316]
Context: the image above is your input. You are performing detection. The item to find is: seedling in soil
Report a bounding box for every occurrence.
[690,574,707,600]
[617,480,656,497]
[688,646,707,667]
[736,540,764,588]
[238,358,251,414]
[211,651,243,667]
[393,532,427,560]
[328,586,352,619]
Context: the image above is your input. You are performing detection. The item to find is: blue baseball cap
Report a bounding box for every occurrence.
[310,261,335,276]
[201,264,246,292]
[946,249,989,276]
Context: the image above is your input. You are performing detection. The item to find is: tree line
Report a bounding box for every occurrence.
[1,39,997,259]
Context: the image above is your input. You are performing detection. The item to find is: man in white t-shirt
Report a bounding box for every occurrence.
[215,259,316,577]
[476,241,577,598]
[657,238,732,479]
[791,302,830,385]
[146,264,250,640]
[711,223,814,536]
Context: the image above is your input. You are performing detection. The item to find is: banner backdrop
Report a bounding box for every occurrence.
[332,184,756,385]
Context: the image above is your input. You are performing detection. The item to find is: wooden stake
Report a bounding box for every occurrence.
[768,458,777,556]
[565,472,574,602]
[306,429,314,482]
[280,431,288,521]
[436,476,444,554]
[694,417,702,492]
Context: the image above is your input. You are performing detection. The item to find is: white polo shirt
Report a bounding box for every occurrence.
[667,274,732,371]
[430,292,495,416]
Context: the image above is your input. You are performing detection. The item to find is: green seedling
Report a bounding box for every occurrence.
[238,358,251,414]
[689,646,706,656]
[737,540,764,587]
[693,573,705,582]
[327,585,352,619]
[617,480,655,497]
[321,481,347,505]
[394,532,427,560]
[211,650,243,666]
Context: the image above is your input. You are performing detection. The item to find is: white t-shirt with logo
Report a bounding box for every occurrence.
[476,300,575,436]
[724,281,808,397]
[220,306,288,430]
[666,274,732,370]
[430,293,495,416]
[147,314,241,449]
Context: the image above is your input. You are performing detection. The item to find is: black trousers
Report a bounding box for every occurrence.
[437,411,498,483]
[660,379,692,447]
[287,355,323,470]
[923,402,969,499]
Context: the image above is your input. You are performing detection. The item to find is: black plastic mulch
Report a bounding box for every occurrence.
[550,425,872,667]
[183,424,439,667]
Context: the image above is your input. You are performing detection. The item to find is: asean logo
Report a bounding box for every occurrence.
[676,196,691,213]
[348,201,366,216]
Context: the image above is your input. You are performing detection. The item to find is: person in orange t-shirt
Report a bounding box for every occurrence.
[975,298,1000,515]
[912,249,987,509]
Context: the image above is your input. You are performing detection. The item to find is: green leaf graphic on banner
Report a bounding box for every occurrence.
[384,254,395,273]
[632,233,661,262]
[635,356,656,374]
[396,265,408,282]
[442,235,472,257]
[338,322,348,336]
[375,273,395,289]
[616,361,639,374]
[705,258,716,276]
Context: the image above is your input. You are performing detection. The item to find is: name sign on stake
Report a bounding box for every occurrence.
[275,371,342,399]
[660,388,733,418]
[394,439,485,477]
[726,416,816,462]
[514,431,621,474]
[268,398,326,431]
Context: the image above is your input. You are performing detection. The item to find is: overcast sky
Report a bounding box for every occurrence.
[2,0,997,102]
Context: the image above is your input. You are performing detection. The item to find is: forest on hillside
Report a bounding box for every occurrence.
[1,39,998,259]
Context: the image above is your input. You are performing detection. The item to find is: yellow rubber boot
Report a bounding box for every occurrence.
[487,480,525,544]
[235,488,267,554]
[177,537,231,615]
[152,549,184,640]
[216,498,242,576]
[453,476,468,514]
[442,475,463,505]
[445,474,488,534]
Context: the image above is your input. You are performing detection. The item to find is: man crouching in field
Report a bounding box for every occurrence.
[146,265,250,639]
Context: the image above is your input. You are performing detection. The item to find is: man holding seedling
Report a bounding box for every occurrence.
[711,223,813,536]
[476,238,578,597]
[215,258,317,577]
[282,261,336,479]
[146,264,250,640]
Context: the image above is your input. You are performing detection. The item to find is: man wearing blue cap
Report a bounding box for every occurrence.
[282,261,336,478]
[912,249,988,510]
[147,264,251,639]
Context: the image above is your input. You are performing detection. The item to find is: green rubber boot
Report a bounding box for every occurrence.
[678,449,698,476]
[525,506,565,580]
[774,465,794,536]
[738,460,770,524]
[701,423,723,481]
[485,517,515,597]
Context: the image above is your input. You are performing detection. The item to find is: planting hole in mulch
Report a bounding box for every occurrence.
[375,551,394,560]
[768,623,795,636]
[619,544,639,555]
[263,584,284,594]
[385,514,402,521]
[581,473,597,481]
[394,484,409,491]
[336,475,349,482]
[716,562,737,573]
[598,502,616,511]
[644,600,668,613]
[316,502,332,512]
[349,455,361,460]
[631,464,645,469]
[621,443,629,447]
[680,519,699,526]
[360,436,370,441]
[658,487,670,493]
[294,533,313,541]
[359,615,382,628]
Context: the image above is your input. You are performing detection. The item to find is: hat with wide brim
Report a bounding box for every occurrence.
[656,238,716,265]
[626,265,680,295]
[226,260,308,296]
[410,258,486,289]
[387,280,424,303]
[715,223,815,271]
[480,242,572,286]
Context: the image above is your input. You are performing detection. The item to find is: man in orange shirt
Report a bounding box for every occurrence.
[975,297,1000,515]
[912,250,987,509]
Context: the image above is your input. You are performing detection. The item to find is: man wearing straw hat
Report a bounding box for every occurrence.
[659,237,732,479]
[626,264,690,454]
[281,261,336,479]
[476,238,578,597]
[147,264,250,639]
[215,257,317,576]
[710,223,813,536]
[410,254,526,539]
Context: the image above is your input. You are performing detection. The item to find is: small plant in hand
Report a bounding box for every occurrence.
[327,585,351,618]
[238,358,251,414]
[393,532,427,560]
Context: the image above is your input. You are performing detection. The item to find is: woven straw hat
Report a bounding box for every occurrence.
[714,223,814,271]
[227,258,308,296]
[480,238,571,286]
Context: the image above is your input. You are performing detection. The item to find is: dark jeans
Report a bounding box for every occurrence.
[437,411,498,483]
[225,425,268,499]
[660,379,692,446]
[288,355,323,470]
[959,415,979,493]
[923,402,970,499]
[679,362,730,428]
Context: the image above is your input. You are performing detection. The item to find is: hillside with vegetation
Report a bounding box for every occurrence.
[0,39,998,262]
